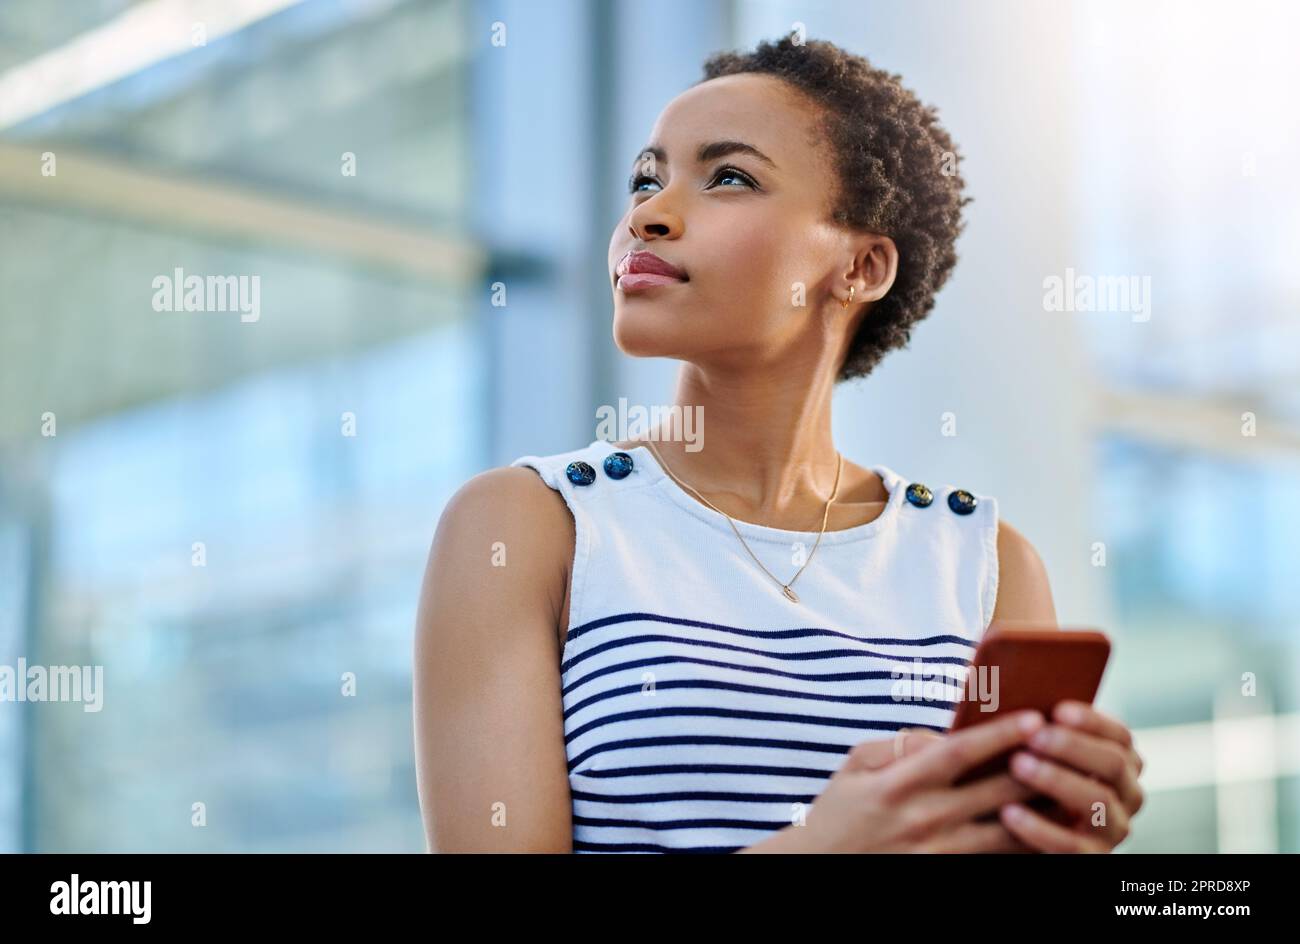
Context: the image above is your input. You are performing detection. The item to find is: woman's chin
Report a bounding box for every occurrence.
[611,315,685,358]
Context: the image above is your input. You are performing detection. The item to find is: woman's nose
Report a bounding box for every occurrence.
[629,220,672,239]
[627,197,682,241]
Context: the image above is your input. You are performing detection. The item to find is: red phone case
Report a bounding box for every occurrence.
[948,625,1111,791]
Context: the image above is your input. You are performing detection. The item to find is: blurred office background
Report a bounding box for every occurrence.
[0,0,1295,852]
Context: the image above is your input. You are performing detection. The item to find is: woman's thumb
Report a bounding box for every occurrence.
[894,727,944,759]
[842,729,942,772]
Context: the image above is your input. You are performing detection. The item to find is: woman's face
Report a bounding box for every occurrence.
[608,73,859,373]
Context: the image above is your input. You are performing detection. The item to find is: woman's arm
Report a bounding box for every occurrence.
[992,519,1058,626]
[413,467,576,852]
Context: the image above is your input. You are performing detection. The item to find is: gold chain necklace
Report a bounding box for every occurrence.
[643,440,843,604]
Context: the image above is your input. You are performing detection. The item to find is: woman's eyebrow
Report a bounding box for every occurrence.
[631,140,779,171]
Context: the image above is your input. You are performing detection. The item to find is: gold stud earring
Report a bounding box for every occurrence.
[841,285,855,309]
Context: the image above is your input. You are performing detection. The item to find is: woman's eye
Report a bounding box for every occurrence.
[627,174,661,194]
[709,166,757,189]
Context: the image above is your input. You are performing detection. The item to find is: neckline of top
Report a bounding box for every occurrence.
[587,440,904,545]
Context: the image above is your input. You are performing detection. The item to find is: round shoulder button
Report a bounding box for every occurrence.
[565,460,596,486]
[905,482,934,507]
[603,451,634,479]
[948,489,977,515]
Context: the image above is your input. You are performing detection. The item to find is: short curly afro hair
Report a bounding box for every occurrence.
[699,34,970,383]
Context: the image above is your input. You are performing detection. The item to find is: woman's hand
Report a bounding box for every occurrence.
[754,710,1047,853]
[999,700,1146,853]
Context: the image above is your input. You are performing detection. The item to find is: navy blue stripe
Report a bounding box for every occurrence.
[570,788,817,805]
[573,841,743,854]
[568,733,856,771]
[563,678,957,721]
[573,814,785,831]
[562,632,973,675]
[565,705,946,746]
[567,610,976,649]
[578,763,838,781]
[563,653,968,699]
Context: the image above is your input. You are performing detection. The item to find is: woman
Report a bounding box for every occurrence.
[414,35,1144,853]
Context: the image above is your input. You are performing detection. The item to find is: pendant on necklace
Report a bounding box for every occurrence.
[781,585,800,603]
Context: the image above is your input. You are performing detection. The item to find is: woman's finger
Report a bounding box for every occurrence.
[840,737,900,773]
[1007,750,1131,842]
[1026,723,1144,814]
[1055,701,1146,785]
[886,710,1044,791]
[840,729,943,773]
[897,729,945,757]
[999,802,1109,853]
[1053,700,1132,749]
[938,772,1039,826]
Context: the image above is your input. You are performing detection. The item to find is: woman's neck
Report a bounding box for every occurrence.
[616,361,856,526]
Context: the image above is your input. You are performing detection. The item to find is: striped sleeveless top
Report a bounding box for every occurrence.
[510,439,1000,853]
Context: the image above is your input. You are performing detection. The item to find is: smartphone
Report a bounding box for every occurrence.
[948,625,1112,792]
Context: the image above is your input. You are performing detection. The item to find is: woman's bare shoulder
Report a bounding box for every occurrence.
[428,466,575,638]
[436,466,574,564]
[444,465,569,517]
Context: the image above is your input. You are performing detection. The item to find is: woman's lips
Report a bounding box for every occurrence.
[617,272,688,292]
[614,249,688,292]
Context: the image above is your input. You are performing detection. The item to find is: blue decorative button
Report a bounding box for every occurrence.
[948,489,977,515]
[603,451,634,479]
[565,461,596,486]
[905,483,933,507]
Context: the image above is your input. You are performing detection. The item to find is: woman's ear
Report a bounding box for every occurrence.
[846,233,899,305]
